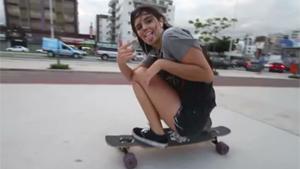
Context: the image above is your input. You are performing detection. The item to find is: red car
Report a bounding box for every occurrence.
[269,63,287,73]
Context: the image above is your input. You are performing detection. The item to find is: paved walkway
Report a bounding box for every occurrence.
[1,85,299,169]
[0,55,299,169]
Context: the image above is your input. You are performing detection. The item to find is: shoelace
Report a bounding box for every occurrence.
[141,128,150,135]
[168,131,190,143]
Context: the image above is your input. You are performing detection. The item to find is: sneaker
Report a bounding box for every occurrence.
[168,130,190,143]
[132,127,168,148]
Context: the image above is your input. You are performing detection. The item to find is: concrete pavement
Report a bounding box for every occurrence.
[1,85,299,169]
[0,54,299,169]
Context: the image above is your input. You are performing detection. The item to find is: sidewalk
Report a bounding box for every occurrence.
[1,84,299,169]
[1,55,299,169]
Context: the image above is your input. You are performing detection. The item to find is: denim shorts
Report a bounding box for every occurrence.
[174,104,215,137]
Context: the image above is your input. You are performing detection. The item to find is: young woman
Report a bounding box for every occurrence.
[117,5,216,148]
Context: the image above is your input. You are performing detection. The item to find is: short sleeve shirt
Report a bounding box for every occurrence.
[142,27,216,108]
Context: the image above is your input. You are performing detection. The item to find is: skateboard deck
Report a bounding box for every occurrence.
[105,126,230,148]
[106,126,231,169]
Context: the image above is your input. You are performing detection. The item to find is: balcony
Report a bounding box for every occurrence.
[7,6,20,17]
[64,15,75,23]
[108,0,118,7]
[30,11,42,19]
[6,0,19,5]
[133,0,170,9]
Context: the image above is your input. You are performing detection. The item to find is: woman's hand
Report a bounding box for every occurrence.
[117,41,135,65]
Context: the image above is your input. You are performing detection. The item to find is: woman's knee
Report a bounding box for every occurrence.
[132,67,147,83]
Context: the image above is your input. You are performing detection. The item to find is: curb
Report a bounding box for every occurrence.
[0,68,120,74]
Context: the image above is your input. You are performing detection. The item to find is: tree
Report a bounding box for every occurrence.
[189,17,237,44]
[207,36,235,53]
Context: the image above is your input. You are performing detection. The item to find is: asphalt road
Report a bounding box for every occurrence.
[0,69,299,87]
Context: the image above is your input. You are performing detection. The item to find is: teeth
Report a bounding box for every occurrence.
[145,31,152,37]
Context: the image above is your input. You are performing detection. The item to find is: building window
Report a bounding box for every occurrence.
[129,2,132,5]
[128,31,131,34]
[128,21,131,25]
[159,0,164,6]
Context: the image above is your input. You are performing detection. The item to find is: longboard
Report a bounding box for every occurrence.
[105,126,231,169]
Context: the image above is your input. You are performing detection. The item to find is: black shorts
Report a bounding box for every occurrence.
[174,104,215,137]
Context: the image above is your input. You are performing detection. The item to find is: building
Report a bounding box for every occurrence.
[4,0,79,48]
[290,30,300,40]
[96,14,110,43]
[105,0,175,43]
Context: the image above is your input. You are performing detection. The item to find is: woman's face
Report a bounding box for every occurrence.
[134,12,164,47]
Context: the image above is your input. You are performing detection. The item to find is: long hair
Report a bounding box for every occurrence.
[130,5,171,54]
[130,5,213,69]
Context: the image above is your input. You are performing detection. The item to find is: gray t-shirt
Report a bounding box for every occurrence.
[162,27,201,62]
[141,27,215,109]
[142,27,201,66]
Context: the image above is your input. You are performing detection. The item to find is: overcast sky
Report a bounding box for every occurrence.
[1,0,300,37]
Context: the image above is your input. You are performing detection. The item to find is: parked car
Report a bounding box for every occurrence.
[96,47,118,60]
[42,37,85,58]
[132,50,145,61]
[35,49,47,53]
[69,45,87,56]
[245,60,264,72]
[211,56,232,69]
[231,58,250,68]
[6,46,29,52]
[268,62,287,73]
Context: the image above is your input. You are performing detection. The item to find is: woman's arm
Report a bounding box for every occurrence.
[117,41,140,81]
[118,61,144,82]
[147,47,214,83]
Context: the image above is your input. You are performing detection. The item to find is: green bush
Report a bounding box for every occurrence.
[49,63,69,69]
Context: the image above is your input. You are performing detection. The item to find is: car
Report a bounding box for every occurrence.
[211,56,232,69]
[35,49,47,53]
[132,51,145,61]
[42,37,84,58]
[268,62,287,73]
[69,46,87,56]
[245,60,264,72]
[96,48,118,60]
[6,46,29,52]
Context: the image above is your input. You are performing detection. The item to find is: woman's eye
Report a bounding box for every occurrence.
[145,18,152,24]
[136,25,142,31]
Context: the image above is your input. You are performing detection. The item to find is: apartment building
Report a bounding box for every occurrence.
[4,0,78,46]
[96,14,110,43]
[290,30,300,40]
[106,0,174,43]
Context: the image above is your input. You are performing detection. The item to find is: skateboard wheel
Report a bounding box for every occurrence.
[123,153,137,169]
[216,142,229,155]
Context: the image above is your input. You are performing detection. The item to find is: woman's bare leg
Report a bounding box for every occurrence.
[132,82,165,134]
[132,67,181,134]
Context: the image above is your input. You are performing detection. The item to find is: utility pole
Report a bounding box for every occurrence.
[49,0,61,65]
[49,0,54,38]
